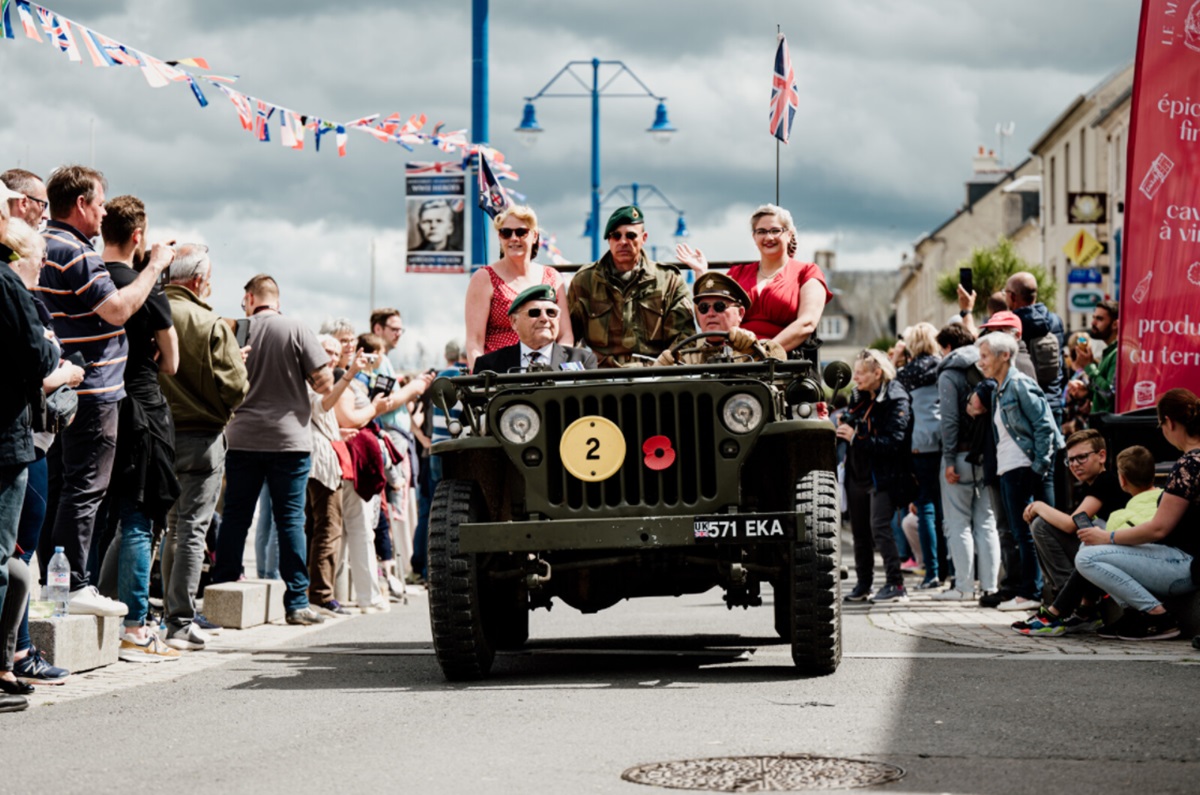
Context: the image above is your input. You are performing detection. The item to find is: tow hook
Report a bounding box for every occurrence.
[524,557,551,590]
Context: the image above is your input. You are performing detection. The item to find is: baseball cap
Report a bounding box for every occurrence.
[979,310,1022,331]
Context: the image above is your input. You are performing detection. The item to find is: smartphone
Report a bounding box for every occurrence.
[234,318,250,348]
[1071,512,1094,531]
[958,267,973,295]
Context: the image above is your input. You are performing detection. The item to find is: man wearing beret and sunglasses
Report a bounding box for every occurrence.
[655,272,785,365]
[473,284,597,374]
[567,205,694,368]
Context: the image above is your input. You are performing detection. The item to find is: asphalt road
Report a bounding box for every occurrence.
[3,585,1198,795]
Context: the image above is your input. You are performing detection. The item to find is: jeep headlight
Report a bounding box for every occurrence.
[498,403,540,443]
[721,393,763,434]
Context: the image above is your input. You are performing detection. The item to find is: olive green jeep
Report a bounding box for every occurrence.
[426,353,851,680]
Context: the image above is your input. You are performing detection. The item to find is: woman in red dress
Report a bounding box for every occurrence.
[676,204,831,353]
[464,205,572,370]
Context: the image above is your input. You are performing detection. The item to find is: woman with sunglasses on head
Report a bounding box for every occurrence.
[464,205,571,371]
[675,204,831,353]
[1073,388,1200,641]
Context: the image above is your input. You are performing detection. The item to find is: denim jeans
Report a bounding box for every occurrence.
[42,400,119,590]
[117,498,155,628]
[412,457,434,578]
[941,453,999,593]
[998,467,1054,601]
[0,465,30,646]
[212,451,312,612]
[1075,543,1196,613]
[161,431,226,634]
[254,483,279,580]
[911,452,942,583]
[15,454,48,654]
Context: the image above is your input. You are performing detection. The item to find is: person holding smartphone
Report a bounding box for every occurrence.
[1067,301,1119,416]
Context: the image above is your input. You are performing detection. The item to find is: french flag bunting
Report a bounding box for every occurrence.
[335,125,347,157]
[769,33,799,144]
[278,109,304,150]
[15,0,40,42]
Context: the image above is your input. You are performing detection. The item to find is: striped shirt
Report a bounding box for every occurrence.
[36,221,126,402]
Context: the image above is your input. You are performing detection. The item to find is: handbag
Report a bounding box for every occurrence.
[44,384,79,433]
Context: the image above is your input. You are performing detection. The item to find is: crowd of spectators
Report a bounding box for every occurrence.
[839,276,1200,648]
[0,165,448,712]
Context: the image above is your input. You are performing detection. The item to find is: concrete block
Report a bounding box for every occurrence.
[201,579,286,629]
[202,582,267,629]
[28,615,120,673]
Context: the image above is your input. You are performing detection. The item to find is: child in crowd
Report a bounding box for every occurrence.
[1013,445,1161,636]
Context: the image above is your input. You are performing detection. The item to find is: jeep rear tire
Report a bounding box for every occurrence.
[789,470,842,675]
[428,479,495,680]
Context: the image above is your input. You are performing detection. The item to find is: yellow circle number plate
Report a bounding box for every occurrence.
[559,416,626,482]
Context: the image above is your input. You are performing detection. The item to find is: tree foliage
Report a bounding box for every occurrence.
[935,237,1057,315]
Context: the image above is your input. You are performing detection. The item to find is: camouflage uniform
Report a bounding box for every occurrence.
[567,252,694,367]
[657,328,787,365]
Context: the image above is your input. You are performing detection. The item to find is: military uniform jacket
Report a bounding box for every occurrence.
[567,252,694,367]
[669,331,786,365]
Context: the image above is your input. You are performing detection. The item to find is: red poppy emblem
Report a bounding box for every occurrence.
[643,435,675,470]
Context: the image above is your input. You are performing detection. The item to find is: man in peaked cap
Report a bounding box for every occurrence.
[473,284,598,374]
[567,205,694,367]
[655,271,786,365]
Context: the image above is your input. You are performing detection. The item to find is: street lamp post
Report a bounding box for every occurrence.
[589,181,689,260]
[516,58,676,261]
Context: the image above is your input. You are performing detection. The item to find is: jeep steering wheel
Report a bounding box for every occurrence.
[667,330,755,364]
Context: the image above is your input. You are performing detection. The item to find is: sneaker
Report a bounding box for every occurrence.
[899,558,920,572]
[916,578,943,592]
[996,596,1042,613]
[1116,611,1181,641]
[0,694,28,713]
[844,583,873,602]
[165,623,209,651]
[869,583,909,604]
[118,632,181,663]
[69,585,129,617]
[315,599,352,617]
[193,613,223,634]
[978,589,1013,608]
[1097,610,1146,639]
[932,588,973,602]
[1062,613,1104,634]
[386,573,406,599]
[1011,607,1065,636]
[359,595,391,614]
[13,647,70,685]
[285,607,326,626]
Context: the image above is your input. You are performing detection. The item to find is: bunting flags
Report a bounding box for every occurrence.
[33,3,77,60]
[1,1,14,40]
[15,1,40,41]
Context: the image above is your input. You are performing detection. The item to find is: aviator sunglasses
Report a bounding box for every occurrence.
[524,307,559,319]
[498,227,531,239]
[697,300,731,314]
[608,231,641,241]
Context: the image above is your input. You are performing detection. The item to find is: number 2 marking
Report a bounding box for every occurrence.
[585,437,601,460]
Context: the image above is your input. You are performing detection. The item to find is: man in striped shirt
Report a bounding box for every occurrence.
[34,165,174,616]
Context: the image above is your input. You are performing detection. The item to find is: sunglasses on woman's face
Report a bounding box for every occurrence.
[525,307,559,319]
[498,227,531,239]
[608,231,641,241]
[697,301,730,315]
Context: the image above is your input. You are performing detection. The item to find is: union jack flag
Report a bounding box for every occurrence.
[406,161,464,175]
[769,34,799,144]
[34,3,79,61]
[215,85,254,131]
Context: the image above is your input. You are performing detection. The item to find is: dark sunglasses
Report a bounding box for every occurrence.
[525,307,559,319]
[498,228,531,239]
[697,301,731,314]
[608,231,641,241]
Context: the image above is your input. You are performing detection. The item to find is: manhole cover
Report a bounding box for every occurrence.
[621,754,904,792]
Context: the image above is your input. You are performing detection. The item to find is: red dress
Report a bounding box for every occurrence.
[727,258,832,340]
[483,264,564,353]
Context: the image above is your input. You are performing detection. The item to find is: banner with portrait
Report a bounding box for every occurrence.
[405,162,466,273]
[1117,0,1200,412]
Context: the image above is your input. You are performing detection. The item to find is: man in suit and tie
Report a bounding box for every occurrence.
[473,284,598,374]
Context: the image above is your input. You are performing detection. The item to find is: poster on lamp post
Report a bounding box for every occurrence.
[1116,0,1200,412]
[404,162,466,273]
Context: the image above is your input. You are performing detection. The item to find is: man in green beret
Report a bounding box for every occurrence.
[473,284,598,374]
[655,272,786,365]
[567,205,694,367]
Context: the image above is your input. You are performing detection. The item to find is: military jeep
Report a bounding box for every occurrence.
[426,355,850,680]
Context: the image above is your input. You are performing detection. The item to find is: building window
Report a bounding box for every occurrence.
[1080,128,1086,191]
[1049,156,1057,224]
[819,315,848,341]
[1065,142,1071,194]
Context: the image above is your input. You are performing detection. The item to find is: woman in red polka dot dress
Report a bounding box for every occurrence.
[464,205,572,370]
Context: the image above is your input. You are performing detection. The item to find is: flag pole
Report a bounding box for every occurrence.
[774,24,781,206]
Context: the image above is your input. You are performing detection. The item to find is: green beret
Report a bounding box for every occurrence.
[693,271,751,309]
[508,284,557,316]
[604,205,645,238]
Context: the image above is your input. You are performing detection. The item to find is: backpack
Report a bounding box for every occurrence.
[961,364,989,467]
[1026,330,1061,391]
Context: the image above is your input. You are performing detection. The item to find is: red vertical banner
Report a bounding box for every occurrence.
[1118,0,1200,412]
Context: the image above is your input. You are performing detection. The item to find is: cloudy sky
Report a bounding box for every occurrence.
[1,0,1139,366]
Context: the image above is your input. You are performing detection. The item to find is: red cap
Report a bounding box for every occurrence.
[979,310,1022,331]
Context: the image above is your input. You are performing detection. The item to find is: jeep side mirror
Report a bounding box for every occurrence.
[822,361,852,394]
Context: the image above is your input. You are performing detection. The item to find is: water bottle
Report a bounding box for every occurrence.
[47,547,71,619]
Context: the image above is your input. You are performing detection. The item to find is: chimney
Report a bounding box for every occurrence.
[973,145,1001,174]
[814,249,836,272]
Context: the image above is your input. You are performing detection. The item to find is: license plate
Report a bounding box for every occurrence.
[693,513,796,543]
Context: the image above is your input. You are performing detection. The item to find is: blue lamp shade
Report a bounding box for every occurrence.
[646,101,676,138]
[582,213,595,238]
[515,102,543,134]
[674,215,689,238]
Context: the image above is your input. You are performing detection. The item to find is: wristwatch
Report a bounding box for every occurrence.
[958,309,970,318]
